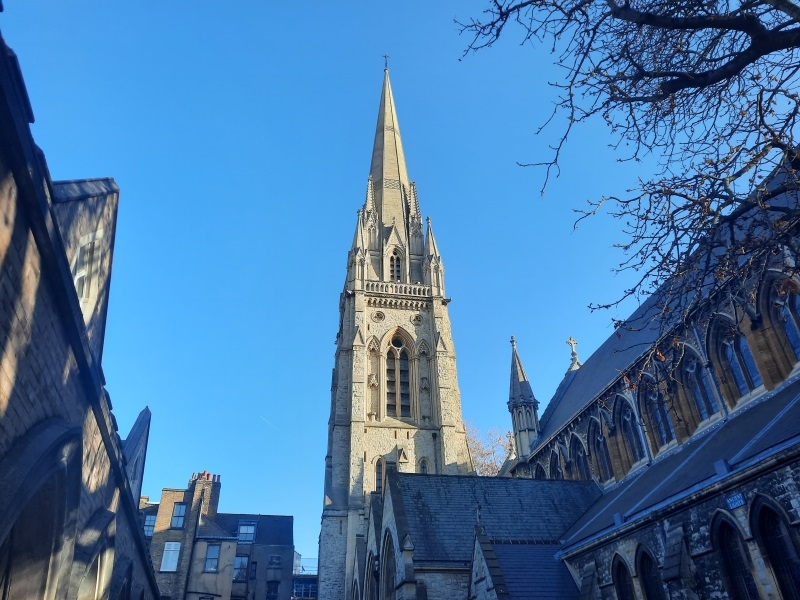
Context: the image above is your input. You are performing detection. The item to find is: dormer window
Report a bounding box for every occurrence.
[73,240,95,300]
[237,522,256,543]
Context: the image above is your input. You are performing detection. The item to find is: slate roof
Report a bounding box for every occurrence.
[197,513,293,546]
[536,296,664,444]
[562,375,800,548]
[389,474,601,565]
[491,542,578,600]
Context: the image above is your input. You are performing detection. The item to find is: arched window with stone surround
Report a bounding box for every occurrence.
[375,458,384,494]
[712,318,763,403]
[637,547,666,600]
[752,498,800,598]
[638,376,676,452]
[534,463,547,480]
[570,435,591,480]
[713,515,763,600]
[678,350,720,427]
[588,418,613,482]
[389,250,401,282]
[418,459,429,474]
[549,450,563,480]
[612,556,636,600]
[768,279,800,368]
[380,533,396,600]
[613,396,646,472]
[386,335,411,418]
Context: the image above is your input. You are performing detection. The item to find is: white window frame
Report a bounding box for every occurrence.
[160,542,181,572]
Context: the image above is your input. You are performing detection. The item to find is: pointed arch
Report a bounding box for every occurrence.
[638,374,676,454]
[675,346,721,433]
[587,417,613,482]
[374,457,385,494]
[612,554,636,600]
[534,463,547,480]
[569,434,591,481]
[365,552,378,600]
[383,328,414,419]
[380,531,397,600]
[711,511,763,600]
[750,495,800,598]
[636,545,666,600]
[611,395,646,474]
[549,450,563,480]
[0,421,83,600]
[709,316,763,406]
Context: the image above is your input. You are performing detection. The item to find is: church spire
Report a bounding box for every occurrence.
[508,337,539,459]
[370,68,411,238]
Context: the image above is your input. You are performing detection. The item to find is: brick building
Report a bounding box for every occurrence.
[141,471,295,600]
[0,24,158,600]
[320,67,800,600]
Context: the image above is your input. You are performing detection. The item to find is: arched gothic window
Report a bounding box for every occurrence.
[588,418,613,482]
[381,535,396,600]
[386,336,410,418]
[389,250,401,282]
[771,282,800,361]
[680,352,719,423]
[639,378,676,451]
[419,459,429,475]
[534,463,547,480]
[619,399,646,464]
[638,548,666,600]
[549,451,563,480]
[715,518,763,600]
[612,557,636,600]
[375,458,384,494]
[717,324,763,398]
[570,436,591,480]
[754,502,800,598]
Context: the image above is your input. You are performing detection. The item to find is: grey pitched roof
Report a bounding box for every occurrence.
[389,474,601,565]
[562,376,800,548]
[206,513,293,546]
[536,297,664,445]
[491,542,579,600]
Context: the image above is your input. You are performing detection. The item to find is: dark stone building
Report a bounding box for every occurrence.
[0,24,158,600]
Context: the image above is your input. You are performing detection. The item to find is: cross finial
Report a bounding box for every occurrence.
[510,336,517,348]
[383,54,390,70]
[566,337,577,353]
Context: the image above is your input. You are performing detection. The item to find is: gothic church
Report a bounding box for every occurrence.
[319,70,800,600]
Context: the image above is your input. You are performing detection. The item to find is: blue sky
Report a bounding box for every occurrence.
[2,3,646,561]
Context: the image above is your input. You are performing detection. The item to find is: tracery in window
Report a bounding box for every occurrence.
[618,398,646,465]
[386,336,410,418]
[771,282,800,361]
[588,418,613,482]
[680,352,719,423]
[639,378,676,450]
[718,324,763,398]
[570,435,591,480]
[419,459,428,474]
[715,518,763,600]
[549,450,563,480]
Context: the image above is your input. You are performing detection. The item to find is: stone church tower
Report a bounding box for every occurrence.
[317,69,473,599]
